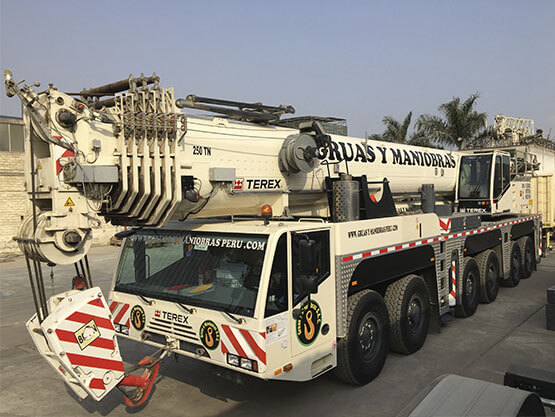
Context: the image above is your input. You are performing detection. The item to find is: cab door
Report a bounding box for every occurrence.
[288,229,336,358]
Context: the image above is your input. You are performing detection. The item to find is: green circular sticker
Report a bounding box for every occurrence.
[130,305,146,331]
[296,300,322,346]
[199,320,220,350]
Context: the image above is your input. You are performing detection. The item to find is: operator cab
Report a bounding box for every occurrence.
[456,151,513,216]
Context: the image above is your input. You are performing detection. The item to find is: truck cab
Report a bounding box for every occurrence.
[110,220,337,382]
[456,151,531,216]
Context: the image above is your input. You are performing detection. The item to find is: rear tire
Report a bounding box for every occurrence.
[384,275,431,354]
[502,241,521,287]
[455,257,480,318]
[518,236,534,279]
[475,250,500,303]
[335,290,390,385]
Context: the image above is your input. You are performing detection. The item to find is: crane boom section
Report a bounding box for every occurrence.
[5,71,459,265]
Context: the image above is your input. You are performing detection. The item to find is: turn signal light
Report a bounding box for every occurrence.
[283,363,293,372]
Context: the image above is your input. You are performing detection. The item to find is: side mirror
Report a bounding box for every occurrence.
[299,238,317,274]
[298,275,318,294]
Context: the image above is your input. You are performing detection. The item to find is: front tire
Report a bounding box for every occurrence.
[335,290,390,385]
[384,275,431,354]
[518,236,534,279]
[455,257,480,318]
[476,250,500,303]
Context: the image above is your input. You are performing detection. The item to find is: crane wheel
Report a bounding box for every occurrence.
[518,236,534,279]
[384,275,430,354]
[335,289,390,385]
[476,250,500,303]
[502,241,521,287]
[455,257,480,318]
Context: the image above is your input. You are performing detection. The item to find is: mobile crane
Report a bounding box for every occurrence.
[4,70,542,407]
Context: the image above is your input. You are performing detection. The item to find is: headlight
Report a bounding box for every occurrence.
[227,354,240,367]
[240,357,253,371]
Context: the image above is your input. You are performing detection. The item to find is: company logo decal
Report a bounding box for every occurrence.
[233,178,282,191]
[318,140,457,168]
[296,300,322,346]
[130,305,146,331]
[233,179,244,190]
[154,310,189,324]
[74,319,101,350]
[199,320,220,350]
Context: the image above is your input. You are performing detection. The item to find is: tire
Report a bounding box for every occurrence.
[475,250,500,303]
[335,290,390,385]
[455,257,480,318]
[502,241,521,287]
[384,275,431,354]
[518,236,534,279]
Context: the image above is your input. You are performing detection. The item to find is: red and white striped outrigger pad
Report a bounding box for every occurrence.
[31,287,125,401]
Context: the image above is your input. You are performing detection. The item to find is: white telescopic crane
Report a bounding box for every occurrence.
[3,71,541,409]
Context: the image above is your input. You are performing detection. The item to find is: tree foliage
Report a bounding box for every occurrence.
[382,111,413,143]
[416,93,487,150]
[369,111,433,147]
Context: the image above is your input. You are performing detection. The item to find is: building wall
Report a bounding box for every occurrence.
[0,152,27,253]
[0,116,120,255]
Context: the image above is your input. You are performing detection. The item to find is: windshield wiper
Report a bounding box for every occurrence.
[177,303,194,314]
[222,308,243,324]
[470,176,488,198]
[137,294,153,305]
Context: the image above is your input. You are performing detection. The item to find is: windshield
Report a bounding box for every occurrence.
[114,231,268,317]
[458,154,492,199]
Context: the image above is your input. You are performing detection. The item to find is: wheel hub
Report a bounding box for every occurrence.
[512,252,519,273]
[525,247,532,268]
[487,264,496,286]
[358,313,379,360]
[407,295,423,333]
[466,273,474,296]
[359,321,375,351]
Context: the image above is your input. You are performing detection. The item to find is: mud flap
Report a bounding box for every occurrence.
[26,287,125,401]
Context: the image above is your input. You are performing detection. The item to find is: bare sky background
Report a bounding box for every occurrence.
[1,0,554,138]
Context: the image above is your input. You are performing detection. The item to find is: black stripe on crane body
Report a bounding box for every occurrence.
[510,220,535,242]
[348,245,441,334]
[463,229,502,257]
[349,246,435,295]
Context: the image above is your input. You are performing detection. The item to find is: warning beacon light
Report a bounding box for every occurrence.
[261,204,272,225]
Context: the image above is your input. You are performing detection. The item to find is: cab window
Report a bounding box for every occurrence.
[502,155,510,190]
[264,235,288,317]
[494,155,502,197]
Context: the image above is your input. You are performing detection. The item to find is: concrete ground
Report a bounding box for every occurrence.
[1,246,554,417]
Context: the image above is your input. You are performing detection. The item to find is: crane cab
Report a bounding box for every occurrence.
[456,151,532,216]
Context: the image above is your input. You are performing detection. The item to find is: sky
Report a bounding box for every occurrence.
[1,0,554,138]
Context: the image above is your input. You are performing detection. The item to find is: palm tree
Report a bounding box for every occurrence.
[369,112,433,147]
[407,130,432,147]
[416,93,487,150]
[382,111,413,143]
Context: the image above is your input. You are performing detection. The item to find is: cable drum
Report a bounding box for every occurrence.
[278,134,319,174]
